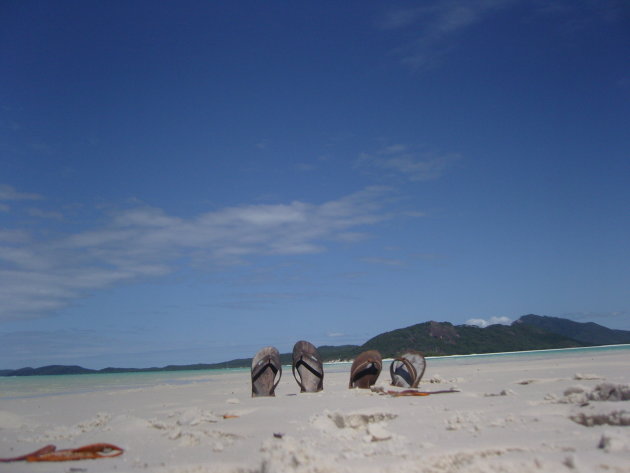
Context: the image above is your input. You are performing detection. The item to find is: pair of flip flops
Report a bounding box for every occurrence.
[251,341,324,397]
[349,350,426,389]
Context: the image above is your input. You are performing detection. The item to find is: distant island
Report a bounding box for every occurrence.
[2,314,629,377]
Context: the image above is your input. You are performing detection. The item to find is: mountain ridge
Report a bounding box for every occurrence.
[3,315,628,376]
[515,314,630,345]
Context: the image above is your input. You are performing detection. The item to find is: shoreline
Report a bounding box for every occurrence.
[3,344,629,380]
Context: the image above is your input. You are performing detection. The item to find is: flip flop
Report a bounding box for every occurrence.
[349,350,382,389]
[251,346,282,397]
[390,350,426,388]
[0,443,124,462]
[292,340,324,393]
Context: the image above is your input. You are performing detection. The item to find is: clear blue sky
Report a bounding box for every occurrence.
[1,1,629,369]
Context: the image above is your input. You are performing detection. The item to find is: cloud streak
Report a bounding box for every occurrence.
[381,0,627,69]
[357,145,461,182]
[380,0,516,69]
[0,184,42,201]
[0,186,394,321]
[0,185,42,213]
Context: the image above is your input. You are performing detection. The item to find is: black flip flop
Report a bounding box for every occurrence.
[251,346,282,397]
[292,340,324,392]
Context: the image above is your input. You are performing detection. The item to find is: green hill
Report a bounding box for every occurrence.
[360,320,585,358]
[516,314,630,345]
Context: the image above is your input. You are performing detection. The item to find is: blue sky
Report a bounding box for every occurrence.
[1,0,629,369]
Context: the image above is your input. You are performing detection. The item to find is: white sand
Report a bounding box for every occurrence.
[1,349,629,472]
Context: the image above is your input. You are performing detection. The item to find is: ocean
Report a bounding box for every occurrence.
[2,344,628,400]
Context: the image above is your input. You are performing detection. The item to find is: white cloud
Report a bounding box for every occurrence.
[326,332,345,338]
[357,145,461,182]
[465,316,513,328]
[0,186,393,321]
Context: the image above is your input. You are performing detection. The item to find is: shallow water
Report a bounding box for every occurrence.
[2,344,628,400]
[0,367,248,400]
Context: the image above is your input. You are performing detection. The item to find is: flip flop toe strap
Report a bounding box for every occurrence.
[292,355,323,391]
[390,357,417,387]
[349,358,382,387]
[252,356,282,394]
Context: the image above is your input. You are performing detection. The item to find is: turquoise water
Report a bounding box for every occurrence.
[2,345,628,400]
[0,367,248,400]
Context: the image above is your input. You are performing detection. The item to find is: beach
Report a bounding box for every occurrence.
[1,347,629,472]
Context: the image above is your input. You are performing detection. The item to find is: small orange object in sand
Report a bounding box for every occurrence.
[371,386,460,397]
[0,443,123,462]
[386,390,431,397]
[387,389,460,397]
[222,414,239,419]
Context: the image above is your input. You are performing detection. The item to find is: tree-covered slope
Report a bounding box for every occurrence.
[360,320,585,358]
[516,314,630,345]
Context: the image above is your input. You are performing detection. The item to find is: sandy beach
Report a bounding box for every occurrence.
[1,347,629,473]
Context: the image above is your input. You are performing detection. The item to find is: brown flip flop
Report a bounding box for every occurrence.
[251,346,282,397]
[349,350,382,389]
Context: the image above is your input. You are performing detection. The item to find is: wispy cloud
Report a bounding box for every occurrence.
[379,0,516,69]
[361,257,405,267]
[205,290,335,311]
[0,229,30,243]
[357,145,461,182]
[27,208,64,220]
[0,184,42,202]
[0,186,394,321]
[380,0,627,69]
